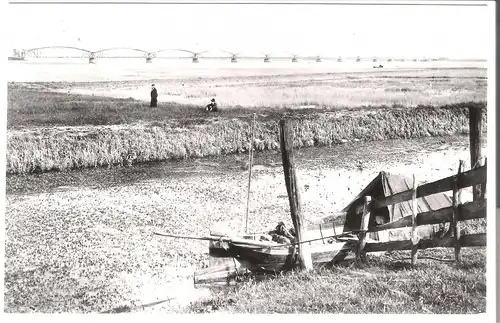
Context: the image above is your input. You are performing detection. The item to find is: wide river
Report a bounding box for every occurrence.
[8,58,486,82]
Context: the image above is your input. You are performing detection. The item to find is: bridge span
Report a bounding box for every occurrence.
[10,46,414,64]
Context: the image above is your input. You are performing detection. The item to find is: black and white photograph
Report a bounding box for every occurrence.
[4,0,495,317]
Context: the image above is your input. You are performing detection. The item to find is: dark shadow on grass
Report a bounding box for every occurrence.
[380,260,414,271]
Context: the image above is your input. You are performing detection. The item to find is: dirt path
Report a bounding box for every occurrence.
[4,135,486,313]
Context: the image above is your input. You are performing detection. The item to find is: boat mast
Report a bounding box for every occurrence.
[245,113,257,233]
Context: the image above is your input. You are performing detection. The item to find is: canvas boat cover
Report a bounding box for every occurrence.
[342,172,453,241]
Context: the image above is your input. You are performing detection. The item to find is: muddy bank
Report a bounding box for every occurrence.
[6,135,479,195]
[4,135,487,313]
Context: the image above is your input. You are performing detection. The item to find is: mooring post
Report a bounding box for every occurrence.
[356,196,371,263]
[469,105,484,200]
[279,119,313,270]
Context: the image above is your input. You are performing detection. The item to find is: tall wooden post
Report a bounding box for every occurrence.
[469,106,484,200]
[279,119,313,270]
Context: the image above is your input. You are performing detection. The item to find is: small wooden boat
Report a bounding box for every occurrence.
[206,231,357,272]
[189,228,359,285]
[154,228,359,285]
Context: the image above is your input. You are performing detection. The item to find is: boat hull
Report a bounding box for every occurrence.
[209,239,357,272]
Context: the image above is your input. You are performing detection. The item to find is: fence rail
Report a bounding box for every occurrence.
[353,162,486,265]
[354,164,486,215]
[369,199,486,232]
[364,233,486,253]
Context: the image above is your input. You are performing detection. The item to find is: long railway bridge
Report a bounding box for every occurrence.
[10,46,439,64]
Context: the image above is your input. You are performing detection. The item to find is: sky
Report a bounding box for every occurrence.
[6,1,494,59]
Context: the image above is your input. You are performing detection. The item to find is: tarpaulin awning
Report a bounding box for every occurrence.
[342,172,453,241]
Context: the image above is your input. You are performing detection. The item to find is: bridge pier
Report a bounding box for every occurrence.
[231,57,238,63]
[192,57,199,63]
[264,57,270,63]
[292,57,298,63]
[316,57,322,63]
[89,57,96,64]
[146,57,153,63]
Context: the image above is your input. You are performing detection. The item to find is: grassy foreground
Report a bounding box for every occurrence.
[189,248,486,314]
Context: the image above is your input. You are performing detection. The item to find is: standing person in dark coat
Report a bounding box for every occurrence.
[150,84,158,107]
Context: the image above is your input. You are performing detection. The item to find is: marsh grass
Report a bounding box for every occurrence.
[7,101,486,174]
[7,81,487,174]
[189,248,486,314]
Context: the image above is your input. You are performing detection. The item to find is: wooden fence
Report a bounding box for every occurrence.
[353,161,487,265]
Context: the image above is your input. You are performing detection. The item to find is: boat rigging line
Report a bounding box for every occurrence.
[245,113,257,233]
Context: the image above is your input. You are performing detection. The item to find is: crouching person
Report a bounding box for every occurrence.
[268,222,296,244]
[205,98,218,112]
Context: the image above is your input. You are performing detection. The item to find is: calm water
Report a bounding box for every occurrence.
[8,58,487,82]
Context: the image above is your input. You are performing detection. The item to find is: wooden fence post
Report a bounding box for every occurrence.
[469,105,484,201]
[482,157,487,200]
[319,224,325,244]
[279,119,313,270]
[356,196,371,263]
[452,160,465,264]
[411,175,420,267]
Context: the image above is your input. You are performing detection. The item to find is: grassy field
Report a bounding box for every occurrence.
[6,67,488,174]
[189,248,486,314]
[66,68,487,108]
[10,67,487,113]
